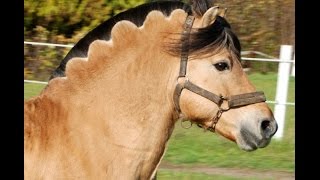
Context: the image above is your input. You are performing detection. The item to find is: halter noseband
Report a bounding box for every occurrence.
[173,15,266,132]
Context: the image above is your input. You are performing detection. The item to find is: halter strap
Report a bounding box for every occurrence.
[174,79,266,113]
[173,15,266,132]
[179,15,195,78]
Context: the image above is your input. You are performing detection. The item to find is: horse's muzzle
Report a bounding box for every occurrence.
[238,118,278,151]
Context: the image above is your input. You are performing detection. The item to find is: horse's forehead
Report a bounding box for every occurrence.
[190,49,232,62]
[210,50,230,59]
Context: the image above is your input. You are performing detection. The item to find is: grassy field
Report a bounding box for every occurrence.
[158,171,236,180]
[157,170,273,180]
[24,83,46,99]
[24,72,295,178]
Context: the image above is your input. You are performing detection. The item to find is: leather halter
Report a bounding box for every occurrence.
[173,15,266,132]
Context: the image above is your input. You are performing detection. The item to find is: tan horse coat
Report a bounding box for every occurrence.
[25,10,190,179]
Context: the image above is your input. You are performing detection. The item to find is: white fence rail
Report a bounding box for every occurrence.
[24,80,48,85]
[24,41,295,139]
[24,41,73,48]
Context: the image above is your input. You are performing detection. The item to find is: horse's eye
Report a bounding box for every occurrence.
[214,62,229,71]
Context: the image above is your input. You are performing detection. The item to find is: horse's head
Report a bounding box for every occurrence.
[172,6,277,151]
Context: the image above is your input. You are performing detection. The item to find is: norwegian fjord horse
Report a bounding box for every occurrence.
[25,0,277,179]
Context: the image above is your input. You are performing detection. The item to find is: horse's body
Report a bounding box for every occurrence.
[25,1,277,179]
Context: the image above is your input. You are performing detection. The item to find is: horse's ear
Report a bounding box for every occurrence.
[201,6,220,27]
[219,8,228,18]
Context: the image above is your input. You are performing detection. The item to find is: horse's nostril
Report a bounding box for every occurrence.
[260,119,277,138]
[261,120,270,131]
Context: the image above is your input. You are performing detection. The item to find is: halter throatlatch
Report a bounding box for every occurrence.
[174,15,266,132]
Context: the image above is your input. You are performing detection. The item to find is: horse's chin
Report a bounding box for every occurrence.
[236,141,258,151]
[235,129,272,151]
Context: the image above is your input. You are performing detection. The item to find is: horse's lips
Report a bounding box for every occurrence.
[257,138,271,148]
[237,128,271,151]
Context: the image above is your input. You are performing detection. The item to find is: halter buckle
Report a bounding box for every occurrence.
[219,95,230,111]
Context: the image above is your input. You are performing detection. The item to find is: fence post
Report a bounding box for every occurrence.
[291,53,295,76]
[273,45,293,139]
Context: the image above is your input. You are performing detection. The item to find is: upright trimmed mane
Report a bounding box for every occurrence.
[50,0,240,79]
[50,1,192,79]
[62,10,188,85]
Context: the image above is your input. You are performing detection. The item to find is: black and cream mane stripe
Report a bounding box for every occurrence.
[50,0,240,80]
[50,1,191,79]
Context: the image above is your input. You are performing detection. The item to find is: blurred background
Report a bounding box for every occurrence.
[24,0,295,179]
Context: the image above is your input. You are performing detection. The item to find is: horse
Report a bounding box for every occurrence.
[24,0,278,179]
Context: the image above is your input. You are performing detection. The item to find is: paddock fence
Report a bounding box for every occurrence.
[24,41,295,139]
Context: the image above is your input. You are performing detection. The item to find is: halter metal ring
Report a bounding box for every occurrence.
[181,119,193,129]
[176,76,189,85]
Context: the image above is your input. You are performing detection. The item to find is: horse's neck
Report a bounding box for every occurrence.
[55,52,177,178]
[26,51,178,178]
[26,9,187,178]
[60,10,186,156]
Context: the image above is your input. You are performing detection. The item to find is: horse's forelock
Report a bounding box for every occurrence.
[190,16,241,59]
[166,15,241,62]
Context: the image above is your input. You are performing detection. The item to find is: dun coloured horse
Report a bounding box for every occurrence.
[24,0,278,179]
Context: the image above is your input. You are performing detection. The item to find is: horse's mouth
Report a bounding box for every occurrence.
[236,128,271,151]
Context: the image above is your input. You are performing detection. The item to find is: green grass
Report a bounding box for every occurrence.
[158,170,225,180]
[157,170,271,180]
[24,72,295,175]
[24,83,46,99]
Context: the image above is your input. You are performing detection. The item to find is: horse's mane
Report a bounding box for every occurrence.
[49,1,192,79]
[50,9,190,94]
[50,0,240,79]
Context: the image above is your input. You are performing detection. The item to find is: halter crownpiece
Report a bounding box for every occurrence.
[174,15,266,132]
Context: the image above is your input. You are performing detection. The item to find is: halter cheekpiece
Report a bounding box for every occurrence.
[173,15,266,132]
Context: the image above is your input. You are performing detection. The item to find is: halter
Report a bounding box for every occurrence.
[173,15,266,132]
